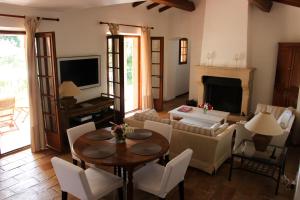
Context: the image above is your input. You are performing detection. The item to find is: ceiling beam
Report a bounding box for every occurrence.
[159,6,171,12]
[249,0,273,12]
[151,0,195,11]
[147,3,160,9]
[132,1,146,7]
[273,0,300,8]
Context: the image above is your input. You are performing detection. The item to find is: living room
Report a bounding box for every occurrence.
[0,0,300,199]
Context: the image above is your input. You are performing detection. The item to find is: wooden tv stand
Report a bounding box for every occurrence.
[60,96,115,150]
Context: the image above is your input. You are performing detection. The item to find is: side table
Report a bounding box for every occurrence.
[228,139,287,195]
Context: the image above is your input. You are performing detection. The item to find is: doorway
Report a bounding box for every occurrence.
[124,36,140,113]
[0,32,30,154]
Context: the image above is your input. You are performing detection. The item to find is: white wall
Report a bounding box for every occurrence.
[248,2,300,110]
[45,4,172,102]
[0,3,182,102]
[200,0,249,67]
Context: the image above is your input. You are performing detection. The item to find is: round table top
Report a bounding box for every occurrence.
[73,128,169,167]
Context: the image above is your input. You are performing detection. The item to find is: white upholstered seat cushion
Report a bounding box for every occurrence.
[85,167,123,198]
[133,149,193,198]
[51,157,123,200]
[134,163,165,195]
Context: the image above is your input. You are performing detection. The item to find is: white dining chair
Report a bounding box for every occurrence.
[67,122,96,169]
[133,148,193,200]
[51,157,123,200]
[144,120,172,162]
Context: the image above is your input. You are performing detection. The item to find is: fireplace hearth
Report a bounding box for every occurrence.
[203,76,242,114]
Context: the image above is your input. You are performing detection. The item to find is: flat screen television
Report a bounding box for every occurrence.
[57,56,101,89]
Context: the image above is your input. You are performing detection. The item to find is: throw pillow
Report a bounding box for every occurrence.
[277,109,293,129]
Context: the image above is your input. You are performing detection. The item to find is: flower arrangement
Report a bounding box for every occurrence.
[112,123,134,143]
[199,103,213,113]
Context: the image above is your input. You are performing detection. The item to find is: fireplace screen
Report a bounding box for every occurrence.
[203,76,242,114]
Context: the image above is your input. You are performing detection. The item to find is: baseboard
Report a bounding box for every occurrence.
[175,92,189,98]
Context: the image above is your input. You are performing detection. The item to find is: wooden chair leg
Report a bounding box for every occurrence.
[72,159,78,166]
[81,160,86,169]
[165,155,170,164]
[62,191,68,200]
[179,180,184,200]
[114,166,117,175]
[118,187,123,200]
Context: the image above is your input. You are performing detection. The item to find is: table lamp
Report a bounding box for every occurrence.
[245,112,283,151]
[59,81,81,108]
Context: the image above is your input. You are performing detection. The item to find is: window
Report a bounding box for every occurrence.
[179,38,188,64]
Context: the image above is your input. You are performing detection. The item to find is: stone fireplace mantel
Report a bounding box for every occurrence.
[195,65,255,115]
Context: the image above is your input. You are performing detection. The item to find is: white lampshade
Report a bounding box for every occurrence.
[59,81,81,97]
[245,112,283,136]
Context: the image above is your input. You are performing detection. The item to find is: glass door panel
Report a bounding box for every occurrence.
[106,35,124,122]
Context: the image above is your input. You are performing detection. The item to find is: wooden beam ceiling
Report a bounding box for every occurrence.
[159,6,171,12]
[132,1,146,7]
[147,3,160,9]
[273,0,300,8]
[151,0,195,11]
[249,0,273,12]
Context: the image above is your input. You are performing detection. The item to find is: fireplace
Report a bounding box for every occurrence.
[203,76,242,114]
[195,66,255,115]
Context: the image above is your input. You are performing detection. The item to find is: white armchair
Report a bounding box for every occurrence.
[234,104,295,156]
[133,149,193,200]
[51,157,123,200]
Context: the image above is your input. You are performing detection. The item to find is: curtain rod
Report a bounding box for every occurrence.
[0,14,59,21]
[99,21,154,29]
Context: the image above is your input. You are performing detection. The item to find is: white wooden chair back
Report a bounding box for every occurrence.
[66,122,96,154]
[160,148,193,194]
[144,120,172,143]
[51,157,92,199]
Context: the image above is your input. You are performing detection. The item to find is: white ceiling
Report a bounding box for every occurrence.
[0,0,139,10]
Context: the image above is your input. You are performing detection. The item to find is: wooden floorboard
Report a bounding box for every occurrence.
[0,95,298,199]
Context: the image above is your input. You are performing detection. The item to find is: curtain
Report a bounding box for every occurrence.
[141,27,153,109]
[24,17,45,152]
[108,23,119,35]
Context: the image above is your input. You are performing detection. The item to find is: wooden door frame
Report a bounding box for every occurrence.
[106,35,125,122]
[35,32,62,152]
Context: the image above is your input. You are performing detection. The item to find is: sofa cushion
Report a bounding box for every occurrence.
[277,109,293,129]
[171,121,213,136]
[255,104,285,120]
[133,110,170,124]
[213,123,229,136]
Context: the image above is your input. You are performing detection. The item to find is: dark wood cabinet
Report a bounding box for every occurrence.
[60,96,115,151]
[273,43,300,108]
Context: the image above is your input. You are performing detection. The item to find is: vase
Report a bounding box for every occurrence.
[116,136,126,144]
[114,128,126,144]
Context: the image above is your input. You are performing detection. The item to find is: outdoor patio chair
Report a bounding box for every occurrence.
[0,97,18,132]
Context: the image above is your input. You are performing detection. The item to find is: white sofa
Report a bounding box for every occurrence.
[124,110,236,174]
[234,104,295,156]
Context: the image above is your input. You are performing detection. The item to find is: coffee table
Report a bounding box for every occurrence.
[168,105,230,124]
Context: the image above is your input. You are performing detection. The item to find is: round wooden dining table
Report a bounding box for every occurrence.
[73,128,169,200]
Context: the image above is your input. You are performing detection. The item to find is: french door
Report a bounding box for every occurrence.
[35,32,62,152]
[107,35,125,123]
[151,37,164,111]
